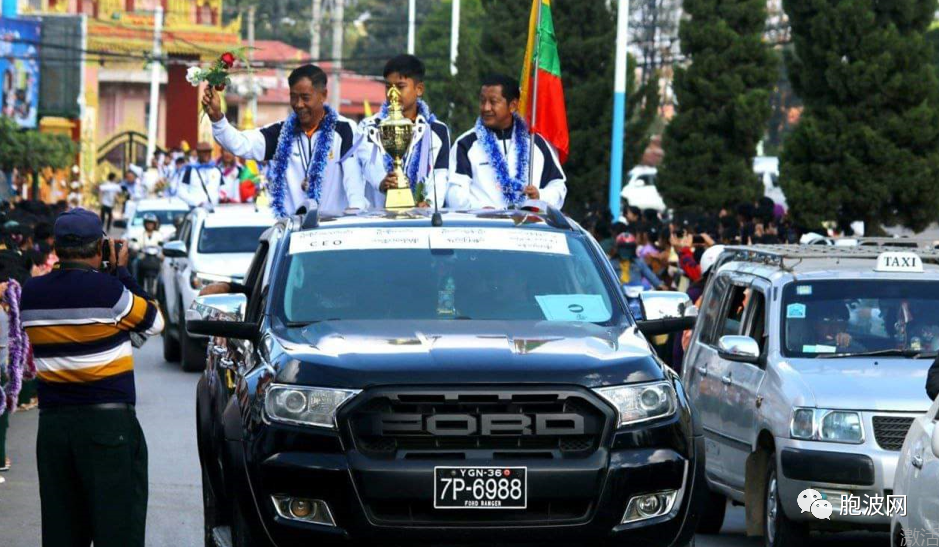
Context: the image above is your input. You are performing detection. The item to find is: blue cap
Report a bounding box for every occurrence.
[54,208,104,248]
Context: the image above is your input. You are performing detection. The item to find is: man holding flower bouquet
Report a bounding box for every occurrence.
[203,64,367,217]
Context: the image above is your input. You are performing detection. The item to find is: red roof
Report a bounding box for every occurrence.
[251,40,311,64]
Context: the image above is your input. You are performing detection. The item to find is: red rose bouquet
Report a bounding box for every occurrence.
[187,49,251,91]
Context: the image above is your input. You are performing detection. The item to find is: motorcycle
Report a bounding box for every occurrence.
[138,245,162,297]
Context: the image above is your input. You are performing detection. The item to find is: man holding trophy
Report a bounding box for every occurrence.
[357,55,451,209]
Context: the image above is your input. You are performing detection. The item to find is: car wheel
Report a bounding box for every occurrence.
[180,298,206,372]
[695,488,727,534]
[202,466,218,547]
[765,459,807,547]
[161,284,181,362]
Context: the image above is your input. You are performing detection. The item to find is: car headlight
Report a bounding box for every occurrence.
[790,408,863,444]
[190,271,233,290]
[594,381,677,426]
[264,384,360,429]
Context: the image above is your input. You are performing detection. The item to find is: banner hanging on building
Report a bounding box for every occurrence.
[0,17,41,128]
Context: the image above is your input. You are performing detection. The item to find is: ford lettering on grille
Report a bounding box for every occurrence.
[378,413,585,436]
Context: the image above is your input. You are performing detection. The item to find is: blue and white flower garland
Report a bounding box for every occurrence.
[268,105,338,217]
[378,99,436,191]
[475,113,530,206]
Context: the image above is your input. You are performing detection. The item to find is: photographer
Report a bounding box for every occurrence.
[20,208,164,547]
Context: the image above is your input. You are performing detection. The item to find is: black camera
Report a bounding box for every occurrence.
[101,238,122,272]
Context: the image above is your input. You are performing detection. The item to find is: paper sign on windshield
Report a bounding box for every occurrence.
[289,228,428,254]
[291,227,571,255]
[535,295,610,322]
[429,228,570,255]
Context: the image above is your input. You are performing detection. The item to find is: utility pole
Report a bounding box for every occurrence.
[608,0,629,219]
[449,0,460,75]
[146,5,163,165]
[247,5,257,126]
[310,0,322,60]
[407,0,416,54]
[330,0,343,111]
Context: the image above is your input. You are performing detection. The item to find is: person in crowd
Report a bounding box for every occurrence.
[358,54,451,209]
[20,208,163,547]
[613,232,665,290]
[204,64,367,217]
[448,74,566,210]
[98,173,122,231]
[217,149,244,204]
[177,142,223,209]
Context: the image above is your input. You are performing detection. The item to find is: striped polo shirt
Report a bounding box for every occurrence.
[21,264,164,408]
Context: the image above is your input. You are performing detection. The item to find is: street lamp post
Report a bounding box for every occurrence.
[608,0,629,220]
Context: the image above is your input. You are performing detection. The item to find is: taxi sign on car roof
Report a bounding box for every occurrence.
[875,251,923,273]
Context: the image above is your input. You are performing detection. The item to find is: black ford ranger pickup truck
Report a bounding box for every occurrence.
[188,207,705,547]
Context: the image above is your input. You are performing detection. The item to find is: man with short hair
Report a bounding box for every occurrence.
[177,142,223,209]
[204,64,367,216]
[20,208,164,547]
[448,74,566,210]
[357,54,450,209]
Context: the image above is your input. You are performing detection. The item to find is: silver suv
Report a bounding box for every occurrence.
[682,244,937,547]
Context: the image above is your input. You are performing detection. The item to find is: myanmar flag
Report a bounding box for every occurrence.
[519,0,570,163]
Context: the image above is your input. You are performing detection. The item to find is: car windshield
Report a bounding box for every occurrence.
[276,227,619,324]
[782,280,939,358]
[132,209,187,227]
[197,226,268,254]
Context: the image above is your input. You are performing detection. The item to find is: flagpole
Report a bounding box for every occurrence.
[609,0,629,219]
[527,0,543,192]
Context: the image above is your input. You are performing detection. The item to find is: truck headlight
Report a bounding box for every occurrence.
[790,408,863,444]
[594,381,677,426]
[264,384,359,429]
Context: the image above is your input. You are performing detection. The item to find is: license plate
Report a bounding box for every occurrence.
[433,466,527,509]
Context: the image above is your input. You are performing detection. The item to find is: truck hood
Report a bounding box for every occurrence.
[273,320,665,389]
[191,253,253,281]
[788,358,932,412]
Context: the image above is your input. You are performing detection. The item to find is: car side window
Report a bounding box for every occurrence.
[743,289,768,359]
[244,243,270,324]
[699,274,731,346]
[716,285,749,340]
[178,221,192,250]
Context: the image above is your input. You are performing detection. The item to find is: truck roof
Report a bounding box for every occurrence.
[287,208,576,233]
[720,244,939,277]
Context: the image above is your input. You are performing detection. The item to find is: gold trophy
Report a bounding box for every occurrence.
[379,86,417,209]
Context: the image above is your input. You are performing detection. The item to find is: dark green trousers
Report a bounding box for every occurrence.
[37,405,148,547]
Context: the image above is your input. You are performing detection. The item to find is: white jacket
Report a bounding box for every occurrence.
[212,115,367,215]
[447,124,567,210]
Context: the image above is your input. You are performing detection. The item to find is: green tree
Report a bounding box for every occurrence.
[658,0,778,211]
[0,118,77,173]
[782,0,939,232]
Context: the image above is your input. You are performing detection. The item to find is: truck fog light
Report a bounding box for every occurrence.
[289,499,314,518]
[271,496,335,526]
[622,490,677,524]
[637,495,661,516]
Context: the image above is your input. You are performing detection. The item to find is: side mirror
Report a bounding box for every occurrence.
[113,219,127,229]
[717,335,761,364]
[186,319,258,343]
[636,291,697,336]
[187,293,247,323]
[162,240,187,258]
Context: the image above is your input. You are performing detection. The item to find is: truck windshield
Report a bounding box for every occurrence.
[197,226,268,254]
[781,280,939,357]
[276,227,620,325]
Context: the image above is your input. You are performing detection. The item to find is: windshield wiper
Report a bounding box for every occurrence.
[286,319,341,328]
[818,349,937,359]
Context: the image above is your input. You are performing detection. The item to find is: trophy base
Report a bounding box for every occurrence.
[385,187,416,209]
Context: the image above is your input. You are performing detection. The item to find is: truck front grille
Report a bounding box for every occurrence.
[343,388,612,460]
[872,416,915,451]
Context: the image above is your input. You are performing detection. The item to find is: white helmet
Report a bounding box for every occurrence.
[700,244,726,276]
